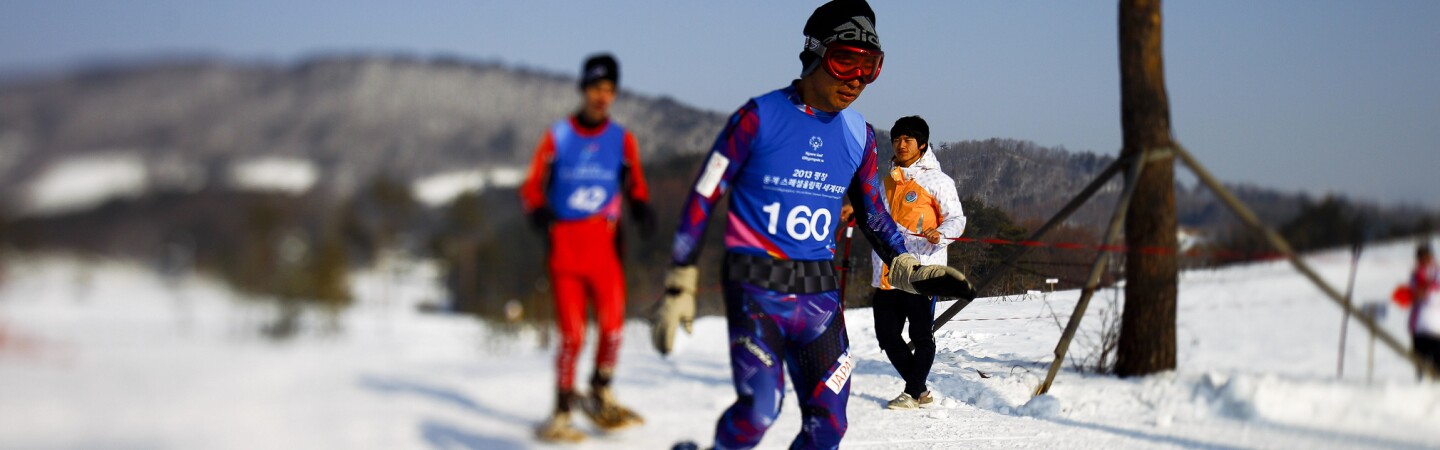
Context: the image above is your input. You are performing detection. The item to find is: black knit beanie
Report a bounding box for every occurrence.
[580,53,619,89]
[891,115,929,148]
[800,0,881,75]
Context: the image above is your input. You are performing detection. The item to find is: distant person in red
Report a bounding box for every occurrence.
[520,53,653,442]
[1406,244,1440,379]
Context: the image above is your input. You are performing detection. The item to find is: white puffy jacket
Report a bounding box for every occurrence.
[869,149,965,289]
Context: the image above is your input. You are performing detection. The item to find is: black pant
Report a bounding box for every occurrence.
[872,288,936,398]
[1415,334,1440,380]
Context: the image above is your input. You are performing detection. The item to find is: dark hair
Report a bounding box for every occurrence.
[890,115,929,148]
[1421,244,1433,259]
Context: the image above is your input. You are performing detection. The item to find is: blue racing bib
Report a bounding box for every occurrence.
[546,120,627,221]
[724,89,868,260]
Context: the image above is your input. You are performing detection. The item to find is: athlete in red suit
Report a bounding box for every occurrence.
[520,54,654,442]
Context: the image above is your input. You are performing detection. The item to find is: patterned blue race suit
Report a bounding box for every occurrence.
[671,83,908,450]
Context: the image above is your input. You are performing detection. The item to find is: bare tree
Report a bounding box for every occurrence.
[1116,0,1179,376]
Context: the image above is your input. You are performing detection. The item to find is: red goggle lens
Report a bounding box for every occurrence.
[823,46,883,83]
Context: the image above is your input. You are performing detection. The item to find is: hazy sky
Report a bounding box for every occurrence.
[2,1,1437,207]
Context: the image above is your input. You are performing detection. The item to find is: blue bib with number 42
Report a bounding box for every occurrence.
[547,119,626,221]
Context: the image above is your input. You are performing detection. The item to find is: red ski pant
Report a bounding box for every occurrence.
[548,218,626,392]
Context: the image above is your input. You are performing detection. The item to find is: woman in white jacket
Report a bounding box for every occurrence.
[869,116,966,409]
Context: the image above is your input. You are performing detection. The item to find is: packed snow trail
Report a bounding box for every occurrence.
[1,240,1438,449]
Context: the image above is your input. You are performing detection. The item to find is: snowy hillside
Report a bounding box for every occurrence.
[2,239,1438,449]
[23,153,149,216]
[0,56,729,210]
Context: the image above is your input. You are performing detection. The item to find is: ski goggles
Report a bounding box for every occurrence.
[821,44,884,84]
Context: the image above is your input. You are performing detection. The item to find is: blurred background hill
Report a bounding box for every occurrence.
[0,55,1433,323]
[0,55,725,212]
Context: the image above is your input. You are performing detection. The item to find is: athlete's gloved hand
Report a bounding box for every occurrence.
[886,253,976,299]
[651,265,698,356]
[527,206,555,233]
[629,201,657,237]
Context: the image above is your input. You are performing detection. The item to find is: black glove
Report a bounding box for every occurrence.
[629,201,657,237]
[528,206,555,233]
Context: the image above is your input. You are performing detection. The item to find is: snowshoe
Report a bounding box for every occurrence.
[535,410,586,443]
[581,386,645,431]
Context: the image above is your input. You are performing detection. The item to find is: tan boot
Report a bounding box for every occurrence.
[581,386,645,431]
[535,410,586,443]
[886,392,919,410]
[916,390,935,407]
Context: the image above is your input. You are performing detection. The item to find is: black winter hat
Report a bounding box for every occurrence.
[800,0,881,73]
[891,116,929,148]
[580,53,619,89]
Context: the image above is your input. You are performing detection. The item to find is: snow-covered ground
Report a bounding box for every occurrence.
[410,166,529,207]
[227,156,318,194]
[2,240,1438,449]
[413,170,487,207]
[23,153,149,216]
[20,153,321,218]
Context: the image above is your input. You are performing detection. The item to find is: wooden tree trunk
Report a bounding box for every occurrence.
[1116,0,1178,377]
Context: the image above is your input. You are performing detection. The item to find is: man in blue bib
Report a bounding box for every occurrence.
[652,2,974,448]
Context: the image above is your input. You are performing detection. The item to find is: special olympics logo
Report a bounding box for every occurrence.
[809,136,823,151]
